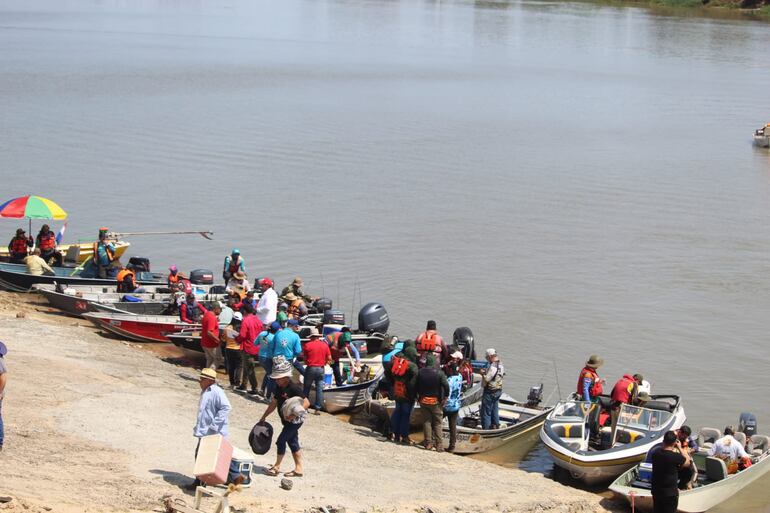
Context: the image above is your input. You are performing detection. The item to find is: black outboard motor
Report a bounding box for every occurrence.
[314,297,333,312]
[323,309,345,325]
[739,412,757,437]
[128,256,151,272]
[189,269,214,285]
[526,384,544,407]
[358,303,389,334]
[452,327,476,360]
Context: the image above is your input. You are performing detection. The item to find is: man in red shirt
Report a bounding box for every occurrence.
[235,304,264,396]
[200,303,222,370]
[301,327,332,413]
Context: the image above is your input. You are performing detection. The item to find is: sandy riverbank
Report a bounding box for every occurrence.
[0,293,618,513]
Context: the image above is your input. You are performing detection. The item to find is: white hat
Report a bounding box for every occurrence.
[232,312,243,321]
[485,348,497,357]
[450,351,463,360]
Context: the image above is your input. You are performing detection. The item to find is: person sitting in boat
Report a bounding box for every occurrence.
[280,277,318,313]
[7,228,33,264]
[416,320,448,368]
[709,426,752,474]
[180,293,207,324]
[116,266,147,294]
[645,425,699,492]
[35,225,62,267]
[226,270,250,295]
[23,249,55,276]
[166,265,187,287]
[222,248,245,284]
[326,326,359,386]
[283,292,307,319]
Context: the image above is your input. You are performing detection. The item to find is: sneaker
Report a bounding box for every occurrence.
[234,387,247,393]
[402,437,414,446]
[247,390,259,396]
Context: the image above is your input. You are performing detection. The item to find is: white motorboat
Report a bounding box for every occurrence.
[540,395,686,485]
[754,123,770,148]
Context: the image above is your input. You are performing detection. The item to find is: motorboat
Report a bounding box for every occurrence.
[307,367,385,413]
[82,312,197,343]
[444,387,553,455]
[754,123,770,148]
[0,240,130,265]
[540,395,686,484]
[609,417,770,512]
[0,262,165,292]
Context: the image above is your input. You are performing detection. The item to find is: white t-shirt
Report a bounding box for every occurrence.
[709,435,749,461]
[256,287,278,325]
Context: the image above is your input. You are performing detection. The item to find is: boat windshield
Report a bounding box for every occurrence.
[617,404,671,432]
[550,400,596,422]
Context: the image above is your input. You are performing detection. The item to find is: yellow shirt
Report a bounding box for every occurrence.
[24,255,54,276]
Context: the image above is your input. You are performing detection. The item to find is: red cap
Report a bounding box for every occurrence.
[260,278,274,287]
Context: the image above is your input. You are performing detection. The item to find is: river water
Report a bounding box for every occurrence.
[1,0,770,504]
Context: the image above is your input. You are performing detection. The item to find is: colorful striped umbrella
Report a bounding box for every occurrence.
[0,195,68,235]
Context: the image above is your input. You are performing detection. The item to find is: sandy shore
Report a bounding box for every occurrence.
[0,292,617,513]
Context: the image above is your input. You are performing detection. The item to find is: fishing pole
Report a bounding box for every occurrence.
[107,230,214,240]
[552,357,563,400]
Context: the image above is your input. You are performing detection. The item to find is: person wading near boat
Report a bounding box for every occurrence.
[416,320,448,368]
[8,228,33,264]
[259,358,309,478]
[186,367,232,491]
[222,248,245,284]
[222,312,243,389]
[35,224,62,267]
[0,341,8,451]
[444,356,464,452]
[651,430,692,513]
[417,354,449,452]
[235,303,264,396]
[94,228,117,279]
[23,249,55,276]
[180,293,206,324]
[480,348,505,430]
[200,302,223,370]
[385,345,418,445]
[300,327,332,414]
[256,278,278,325]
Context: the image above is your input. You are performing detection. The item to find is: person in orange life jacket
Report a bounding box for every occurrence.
[327,326,358,386]
[116,266,147,294]
[444,359,464,452]
[384,345,419,445]
[35,225,62,267]
[610,373,643,441]
[167,265,187,287]
[577,355,605,444]
[180,293,207,324]
[7,228,33,264]
[416,320,448,368]
[222,248,245,284]
[417,354,449,451]
[480,348,505,430]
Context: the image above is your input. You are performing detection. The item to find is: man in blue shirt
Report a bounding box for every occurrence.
[270,319,304,374]
[258,322,280,399]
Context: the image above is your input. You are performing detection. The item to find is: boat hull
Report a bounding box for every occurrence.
[82,312,195,343]
[37,288,173,317]
[0,262,164,292]
[754,135,770,148]
[0,240,130,265]
[308,373,383,413]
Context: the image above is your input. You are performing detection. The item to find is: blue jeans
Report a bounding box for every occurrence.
[276,422,302,455]
[481,389,502,429]
[303,366,325,410]
[390,400,414,438]
[0,397,4,447]
[260,356,273,397]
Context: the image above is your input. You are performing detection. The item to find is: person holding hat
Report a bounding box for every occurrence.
[300,327,332,413]
[259,358,310,478]
[577,355,605,402]
[222,248,245,284]
[7,228,33,264]
[480,348,505,430]
[0,341,8,451]
[187,367,232,490]
[256,278,278,325]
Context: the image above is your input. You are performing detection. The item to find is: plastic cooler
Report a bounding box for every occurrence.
[193,434,233,485]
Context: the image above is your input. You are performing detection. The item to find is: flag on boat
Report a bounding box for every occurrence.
[56,222,67,244]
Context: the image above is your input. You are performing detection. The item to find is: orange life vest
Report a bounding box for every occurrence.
[168,273,185,285]
[38,232,56,251]
[287,299,304,319]
[393,381,408,400]
[116,269,136,290]
[391,356,409,377]
[92,241,115,264]
[611,374,636,405]
[576,367,603,399]
[416,331,437,352]
[9,237,29,255]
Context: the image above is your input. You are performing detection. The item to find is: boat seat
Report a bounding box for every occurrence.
[749,435,770,456]
[64,245,80,264]
[705,457,728,482]
[645,400,675,413]
[698,427,721,450]
[733,432,747,448]
[551,423,583,439]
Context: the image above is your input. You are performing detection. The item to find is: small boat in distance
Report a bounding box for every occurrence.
[754,123,770,148]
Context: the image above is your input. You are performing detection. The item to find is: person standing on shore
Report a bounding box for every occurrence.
[300,327,332,414]
[417,354,449,452]
[256,278,278,325]
[236,304,264,396]
[258,322,281,399]
[652,430,692,513]
[0,341,8,451]
[444,361,463,452]
[386,348,418,445]
[270,319,303,373]
[187,368,232,491]
[480,348,504,430]
[259,359,309,478]
[222,312,243,388]
[200,303,222,370]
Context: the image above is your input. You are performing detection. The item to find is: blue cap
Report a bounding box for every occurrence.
[287,319,299,326]
[231,248,240,255]
[270,321,281,331]
[0,341,7,357]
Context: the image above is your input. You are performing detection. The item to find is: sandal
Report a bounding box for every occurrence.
[264,466,280,476]
[284,470,304,477]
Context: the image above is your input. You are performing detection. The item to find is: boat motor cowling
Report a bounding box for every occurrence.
[739,412,757,437]
[189,269,214,285]
[127,256,151,273]
[527,384,544,407]
[314,297,333,312]
[358,303,389,333]
[323,309,345,325]
[452,327,476,360]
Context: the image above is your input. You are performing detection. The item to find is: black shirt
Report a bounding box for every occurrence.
[651,449,686,496]
[275,381,303,423]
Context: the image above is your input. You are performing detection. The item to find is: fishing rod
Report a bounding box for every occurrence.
[107,230,214,240]
[552,357,563,400]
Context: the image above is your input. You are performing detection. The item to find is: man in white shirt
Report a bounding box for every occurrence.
[708,426,750,462]
[256,277,278,325]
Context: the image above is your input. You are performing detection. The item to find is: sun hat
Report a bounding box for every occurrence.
[292,277,303,286]
[270,358,293,380]
[0,341,7,357]
[485,348,497,357]
[260,278,273,288]
[232,312,243,321]
[585,355,604,368]
[169,265,178,272]
[283,292,299,301]
[234,270,246,280]
[200,368,217,380]
[450,350,463,360]
[308,327,321,338]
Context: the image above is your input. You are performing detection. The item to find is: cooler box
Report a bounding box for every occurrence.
[193,434,233,485]
[638,462,653,482]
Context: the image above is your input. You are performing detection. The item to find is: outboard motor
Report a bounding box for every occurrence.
[323,309,345,325]
[526,384,544,407]
[358,303,389,334]
[189,269,214,285]
[314,297,333,312]
[127,256,151,272]
[452,327,476,360]
[739,412,757,437]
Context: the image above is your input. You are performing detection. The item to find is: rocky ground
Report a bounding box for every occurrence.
[0,292,620,513]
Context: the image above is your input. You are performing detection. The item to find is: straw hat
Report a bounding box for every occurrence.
[284,292,299,302]
[308,327,321,338]
[200,368,217,381]
[585,355,604,368]
[234,270,246,280]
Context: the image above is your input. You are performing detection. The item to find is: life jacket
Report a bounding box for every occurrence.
[9,237,29,256]
[182,301,203,322]
[611,374,636,405]
[391,356,409,377]
[168,272,186,285]
[93,241,115,265]
[38,232,56,251]
[416,331,438,352]
[576,366,602,399]
[116,269,137,292]
[417,366,443,405]
[228,257,241,275]
[287,299,303,319]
